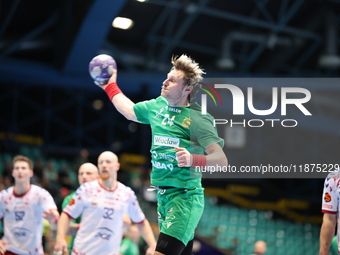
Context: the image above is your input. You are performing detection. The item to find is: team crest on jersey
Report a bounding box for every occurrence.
[69,199,75,206]
[324,192,331,202]
[181,118,191,128]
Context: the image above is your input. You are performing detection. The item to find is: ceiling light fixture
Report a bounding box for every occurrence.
[112,17,134,30]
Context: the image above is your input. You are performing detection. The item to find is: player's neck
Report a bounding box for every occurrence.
[14,182,31,196]
[167,98,190,107]
[99,178,117,191]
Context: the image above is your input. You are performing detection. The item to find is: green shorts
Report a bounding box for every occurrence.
[156,187,204,246]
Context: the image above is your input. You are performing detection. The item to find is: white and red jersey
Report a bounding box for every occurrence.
[321,170,340,252]
[0,185,57,255]
[63,180,145,255]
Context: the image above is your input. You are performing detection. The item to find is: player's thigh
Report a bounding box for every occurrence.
[158,188,204,246]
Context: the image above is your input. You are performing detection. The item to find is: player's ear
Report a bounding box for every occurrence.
[30,170,34,178]
[116,163,120,171]
[185,85,193,92]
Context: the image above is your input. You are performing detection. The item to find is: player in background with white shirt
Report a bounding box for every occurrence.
[319,170,339,255]
[0,155,59,255]
[54,151,156,255]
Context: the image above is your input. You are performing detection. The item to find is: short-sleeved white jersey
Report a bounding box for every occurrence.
[0,185,58,255]
[63,180,145,255]
[321,170,340,252]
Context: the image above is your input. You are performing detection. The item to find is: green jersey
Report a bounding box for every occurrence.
[119,238,139,255]
[62,192,80,254]
[133,96,224,189]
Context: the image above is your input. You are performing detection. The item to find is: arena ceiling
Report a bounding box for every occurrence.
[0,0,340,92]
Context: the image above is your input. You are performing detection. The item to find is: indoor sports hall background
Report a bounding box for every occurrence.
[0,0,340,254]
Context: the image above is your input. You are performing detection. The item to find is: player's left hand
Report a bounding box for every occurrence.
[43,209,59,224]
[175,147,192,167]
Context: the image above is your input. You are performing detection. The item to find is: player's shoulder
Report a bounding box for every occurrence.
[326,168,340,180]
[324,169,340,186]
[152,96,167,106]
[78,179,98,192]
[155,96,166,102]
[190,102,214,119]
[116,182,135,196]
[0,186,13,198]
[30,184,50,194]
[29,185,54,199]
[138,96,165,105]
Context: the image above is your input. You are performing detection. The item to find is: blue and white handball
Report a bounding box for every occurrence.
[89,54,117,85]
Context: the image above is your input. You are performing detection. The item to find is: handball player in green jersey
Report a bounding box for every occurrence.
[97,54,228,255]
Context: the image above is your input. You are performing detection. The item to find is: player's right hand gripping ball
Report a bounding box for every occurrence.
[89,54,117,85]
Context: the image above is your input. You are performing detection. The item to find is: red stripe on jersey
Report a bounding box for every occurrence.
[134,218,145,224]
[5,251,20,255]
[322,210,337,214]
[63,211,76,220]
[12,185,32,197]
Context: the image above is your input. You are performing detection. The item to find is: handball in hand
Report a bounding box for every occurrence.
[89,54,117,85]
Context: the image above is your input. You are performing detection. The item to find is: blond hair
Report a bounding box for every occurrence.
[12,155,33,170]
[171,54,205,101]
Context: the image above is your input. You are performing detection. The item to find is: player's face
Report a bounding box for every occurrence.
[161,69,190,102]
[97,153,120,181]
[12,161,33,183]
[78,165,98,185]
[128,225,140,243]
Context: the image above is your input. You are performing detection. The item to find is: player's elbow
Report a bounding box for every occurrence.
[222,156,228,167]
[219,155,228,167]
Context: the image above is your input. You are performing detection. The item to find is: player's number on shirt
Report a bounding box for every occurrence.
[103,207,114,220]
[161,114,176,126]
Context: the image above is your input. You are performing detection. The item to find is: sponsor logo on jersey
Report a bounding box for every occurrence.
[151,151,176,162]
[165,215,176,220]
[168,107,182,113]
[152,151,158,159]
[13,227,31,242]
[154,135,179,147]
[15,211,25,221]
[323,204,332,209]
[69,198,75,206]
[95,227,113,240]
[324,192,331,202]
[151,161,173,171]
[181,117,191,128]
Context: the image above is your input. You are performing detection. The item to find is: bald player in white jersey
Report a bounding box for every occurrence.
[54,151,156,255]
[0,155,59,255]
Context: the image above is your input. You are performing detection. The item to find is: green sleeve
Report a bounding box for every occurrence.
[62,193,75,210]
[61,192,79,224]
[133,99,155,124]
[133,97,165,124]
[191,115,224,149]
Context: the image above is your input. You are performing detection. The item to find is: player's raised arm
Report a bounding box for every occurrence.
[90,55,138,122]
